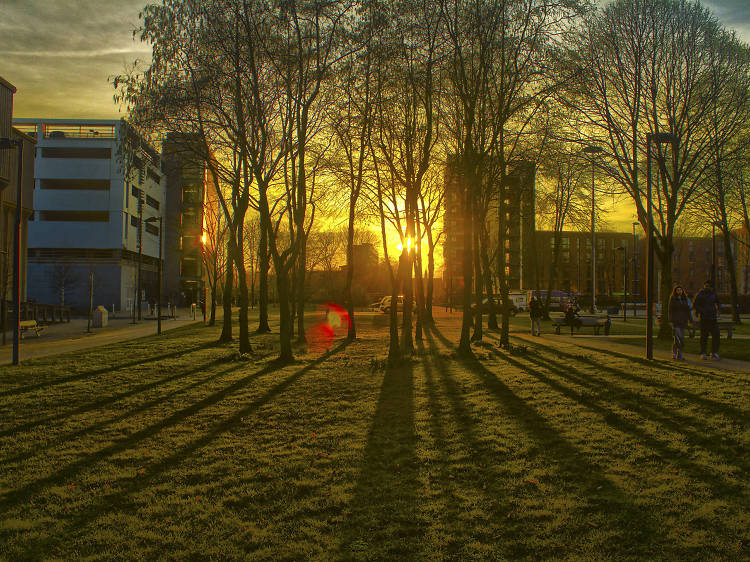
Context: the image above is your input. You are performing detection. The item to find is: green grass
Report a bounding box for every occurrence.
[606,334,750,362]
[1,314,749,559]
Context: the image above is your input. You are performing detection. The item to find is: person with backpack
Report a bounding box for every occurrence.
[668,284,692,361]
[692,280,721,360]
[529,294,543,336]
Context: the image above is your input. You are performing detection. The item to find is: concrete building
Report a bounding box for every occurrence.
[0,77,35,307]
[13,118,165,313]
[161,133,212,306]
[534,230,636,297]
[442,156,536,302]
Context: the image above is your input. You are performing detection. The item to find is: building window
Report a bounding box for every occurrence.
[145,222,159,236]
[131,185,142,198]
[146,195,160,210]
[41,147,111,159]
[147,168,161,184]
[131,215,139,227]
[124,214,128,239]
[39,211,109,222]
[40,179,109,190]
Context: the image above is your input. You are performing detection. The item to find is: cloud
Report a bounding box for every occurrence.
[1,0,151,118]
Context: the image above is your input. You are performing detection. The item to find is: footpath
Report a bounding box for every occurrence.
[0,309,202,365]
[516,332,750,374]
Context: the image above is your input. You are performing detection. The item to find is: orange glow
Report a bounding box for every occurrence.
[201,233,207,245]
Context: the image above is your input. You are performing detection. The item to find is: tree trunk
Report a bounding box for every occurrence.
[544,231,563,319]
[234,238,252,354]
[345,201,357,340]
[657,239,674,340]
[424,232,435,325]
[388,272,401,365]
[721,226,742,323]
[471,218,483,342]
[296,239,307,341]
[209,284,216,326]
[480,225,498,330]
[276,268,293,363]
[401,247,414,356]
[459,172,475,355]
[414,239,425,344]
[257,222,271,333]
[219,239,233,343]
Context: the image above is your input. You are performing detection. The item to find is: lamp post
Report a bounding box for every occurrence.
[0,137,23,365]
[583,145,602,312]
[145,216,163,335]
[632,221,639,316]
[616,246,628,322]
[646,132,678,360]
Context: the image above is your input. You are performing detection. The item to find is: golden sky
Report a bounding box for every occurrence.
[3,0,748,234]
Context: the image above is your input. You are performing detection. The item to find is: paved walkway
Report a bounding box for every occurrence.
[0,309,203,365]
[516,332,750,373]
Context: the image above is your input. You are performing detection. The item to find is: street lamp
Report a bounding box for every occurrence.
[646,132,678,360]
[0,137,23,365]
[582,145,602,313]
[616,246,628,322]
[145,216,163,335]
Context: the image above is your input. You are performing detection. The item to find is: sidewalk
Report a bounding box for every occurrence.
[0,308,203,365]
[517,332,750,373]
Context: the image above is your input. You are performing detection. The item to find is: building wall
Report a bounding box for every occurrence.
[535,230,634,296]
[14,118,165,311]
[442,156,535,301]
[0,77,15,188]
[162,133,209,306]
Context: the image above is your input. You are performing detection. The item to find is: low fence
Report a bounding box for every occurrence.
[2,300,71,325]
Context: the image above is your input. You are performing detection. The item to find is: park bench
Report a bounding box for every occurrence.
[19,320,45,339]
[688,318,734,340]
[552,313,610,335]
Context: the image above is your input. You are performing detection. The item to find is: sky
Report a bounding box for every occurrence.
[2,0,749,232]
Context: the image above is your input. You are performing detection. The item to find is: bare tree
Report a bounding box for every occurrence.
[571,0,749,336]
[48,263,79,307]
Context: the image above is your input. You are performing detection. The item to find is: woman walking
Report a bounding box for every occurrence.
[669,285,692,361]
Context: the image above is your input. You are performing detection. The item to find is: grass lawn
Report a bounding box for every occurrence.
[1,312,749,559]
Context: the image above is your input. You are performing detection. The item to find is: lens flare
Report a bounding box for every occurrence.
[307,302,350,352]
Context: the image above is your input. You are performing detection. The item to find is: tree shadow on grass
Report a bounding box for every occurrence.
[555,338,730,381]
[340,359,424,560]
[421,332,523,556]
[0,356,238,467]
[514,336,750,423]
[11,340,351,559]
[0,339,217,399]
[0,341,349,513]
[487,346,750,512]
[428,325,669,559]
[0,355,232,440]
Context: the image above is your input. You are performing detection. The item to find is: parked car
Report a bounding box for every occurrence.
[471,297,518,317]
[379,295,417,313]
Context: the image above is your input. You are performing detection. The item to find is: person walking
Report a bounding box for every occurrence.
[529,294,542,336]
[668,285,692,361]
[692,280,721,360]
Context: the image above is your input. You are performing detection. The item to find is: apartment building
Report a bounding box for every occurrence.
[161,133,212,306]
[13,118,165,312]
[442,156,536,300]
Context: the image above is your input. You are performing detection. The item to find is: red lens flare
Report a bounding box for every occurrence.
[307,302,350,352]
